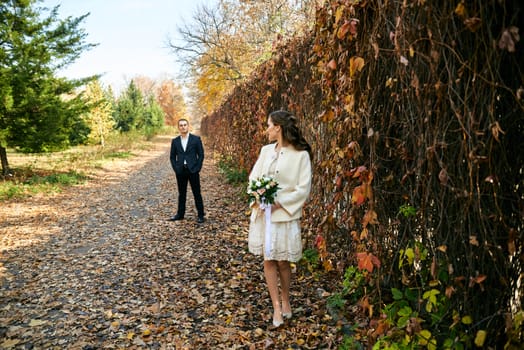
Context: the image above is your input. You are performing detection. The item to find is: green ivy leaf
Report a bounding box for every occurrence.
[392,288,403,300]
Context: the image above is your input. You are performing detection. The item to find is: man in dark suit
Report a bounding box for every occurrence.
[169,118,205,223]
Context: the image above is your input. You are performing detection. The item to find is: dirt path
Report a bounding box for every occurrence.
[0,138,339,349]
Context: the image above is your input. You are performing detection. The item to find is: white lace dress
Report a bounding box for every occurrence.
[248,153,303,262]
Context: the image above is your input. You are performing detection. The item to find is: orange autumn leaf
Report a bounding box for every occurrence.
[319,109,335,122]
[334,5,345,24]
[362,209,379,227]
[352,185,366,205]
[359,296,373,318]
[360,227,369,240]
[323,259,334,272]
[473,275,487,284]
[437,245,447,253]
[327,59,337,70]
[455,2,467,18]
[350,56,365,77]
[356,252,381,273]
[372,319,389,337]
[491,121,505,142]
[337,21,351,40]
[335,175,343,190]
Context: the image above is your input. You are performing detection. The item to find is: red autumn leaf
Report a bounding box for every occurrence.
[314,234,325,249]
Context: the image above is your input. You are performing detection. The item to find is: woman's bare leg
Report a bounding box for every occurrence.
[264,260,283,324]
[278,261,292,315]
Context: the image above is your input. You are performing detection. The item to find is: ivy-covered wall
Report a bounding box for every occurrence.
[202,0,523,346]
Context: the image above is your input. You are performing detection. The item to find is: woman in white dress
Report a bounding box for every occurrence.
[248,110,312,327]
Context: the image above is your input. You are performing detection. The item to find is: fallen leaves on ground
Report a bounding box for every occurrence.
[0,140,347,349]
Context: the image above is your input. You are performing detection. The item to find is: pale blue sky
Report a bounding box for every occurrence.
[40,0,216,92]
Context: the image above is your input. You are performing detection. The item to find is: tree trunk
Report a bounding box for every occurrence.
[0,145,11,176]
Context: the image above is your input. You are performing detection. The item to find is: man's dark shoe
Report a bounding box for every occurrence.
[168,214,184,221]
[197,217,205,224]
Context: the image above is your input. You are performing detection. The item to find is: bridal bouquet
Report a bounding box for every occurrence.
[247,176,280,205]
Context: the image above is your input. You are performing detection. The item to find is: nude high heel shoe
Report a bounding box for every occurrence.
[272,317,284,327]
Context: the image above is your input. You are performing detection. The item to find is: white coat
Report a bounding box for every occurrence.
[249,143,312,222]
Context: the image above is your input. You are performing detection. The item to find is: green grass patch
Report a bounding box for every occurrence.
[106,151,133,159]
[24,171,88,186]
[0,133,169,201]
[0,169,88,200]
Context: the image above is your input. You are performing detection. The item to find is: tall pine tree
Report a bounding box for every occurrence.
[0,0,96,174]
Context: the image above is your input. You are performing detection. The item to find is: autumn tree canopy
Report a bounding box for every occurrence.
[157,80,187,126]
[169,0,320,114]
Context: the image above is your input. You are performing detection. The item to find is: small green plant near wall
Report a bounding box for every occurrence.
[341,266,366,303]
[217,155,248,185]
[398,204,416,218]
[329,205,490,349]
[327,266,368,348]
[370,239,486,350]
[339,329,365,350]
[327,266,367,312]
[327,292,347,311]
[301,247,320,271]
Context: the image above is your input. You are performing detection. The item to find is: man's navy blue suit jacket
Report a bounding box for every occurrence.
[169,134,204,175]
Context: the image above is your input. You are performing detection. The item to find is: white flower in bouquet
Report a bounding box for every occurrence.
[247,176,280,205]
